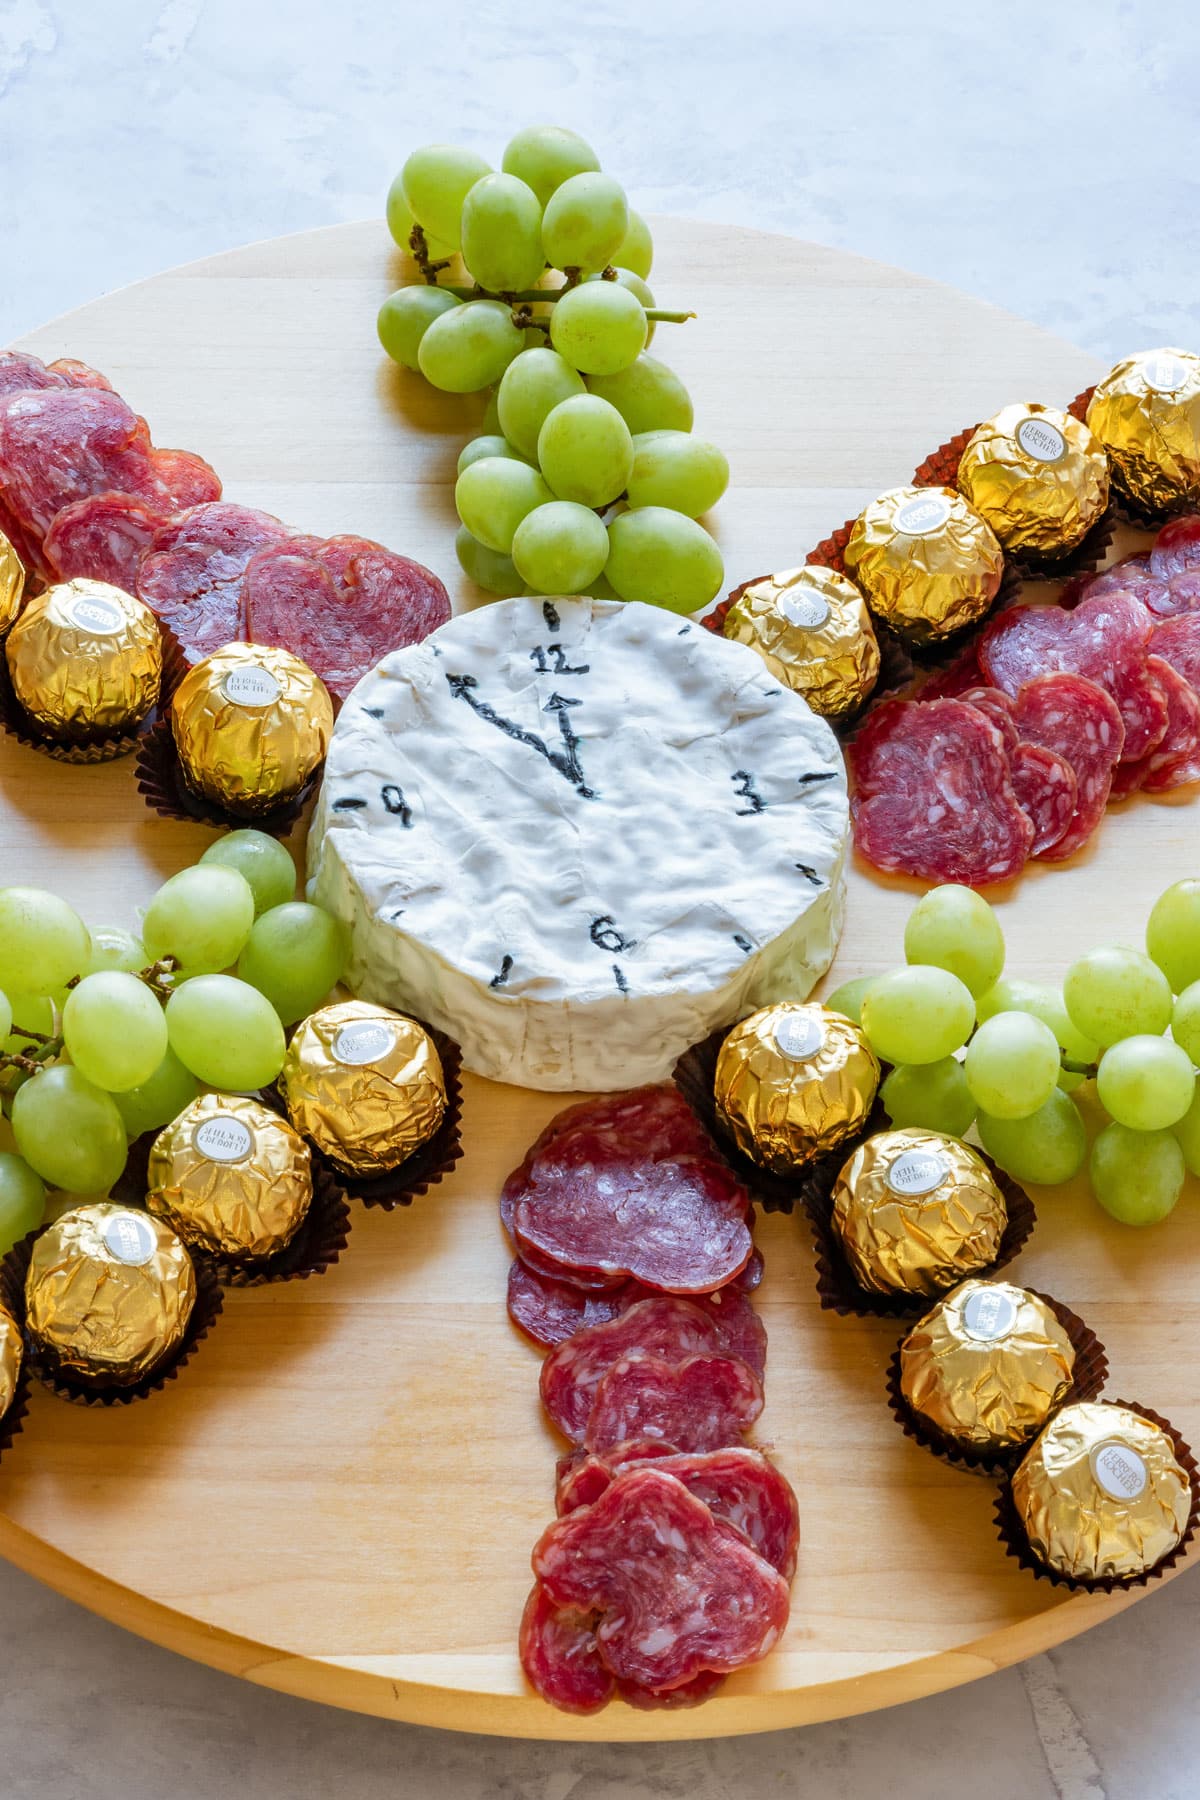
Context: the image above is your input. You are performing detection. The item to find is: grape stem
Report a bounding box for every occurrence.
[1060,1054,1100,1078]
[407,224,454,285]
[437,283,696,325]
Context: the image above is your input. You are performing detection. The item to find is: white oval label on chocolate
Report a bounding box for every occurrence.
[223,665,281,708]
[1015,416,1066,463]
[894,492,952,536]
[1143,353,1188,395]
[1090,1439,1148,1503]
[772,1011,824,1062]
[193,1115,255,1164]
[333,1020,397,1066]
[886,1148,949,1197]
[780,587,831,631]
[102,1211,157,1267]
[68,593,125,636]
[961,1285,1018,1342]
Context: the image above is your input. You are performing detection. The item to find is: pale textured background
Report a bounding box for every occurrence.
[2,0,1199,1794]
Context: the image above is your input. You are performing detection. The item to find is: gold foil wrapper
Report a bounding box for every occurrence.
[715,1002,880,1174]
[5,579,162,735]
[0,531,25,638]
[1012,1400,1192,1582]
[147,1093,313,1261]
[1085,347,1200,513]
[0,1302,22,1416]
[832,1127,1007,1297]
[958,403,1110,557]
[171,642,333,815]
[900,1278,1074,1450]
[843,485,1004,643]
[25,1203,197,1385]
[282,1000,447,1176]
[723,565,881,718]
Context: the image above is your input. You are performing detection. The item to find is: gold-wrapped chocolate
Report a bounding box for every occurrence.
[171,642,333,815]
[900,1279,1074,1451]
[723,565,881,718]
[147,1093,313,1261]
[0,1302,23,1416]
[0,530,25,637]
[5,579,162,736]
[831,1127,1006,1297]
[843,485,1003,643]
[25,1202,197,1386]
[1011,1400,1192,1582]
[957,403,1110,557]
[715,1002,880,1174]
[282,1000,446,1176]
[1085,347,1200,513]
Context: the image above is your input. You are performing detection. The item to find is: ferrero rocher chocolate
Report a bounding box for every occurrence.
[170,642,333,815]
[1085,348,1200,513]
[900,1279,1075,1452]
[24,1203,197,1386]
[5,579,162,736]
[147,1093,313,1261]
[957,403,1110,558]
[723,565,881,718]
[714,1002,880,1174]
[0,1302,23,1416]
[843,486,1004,643]
[0,530,25,637]
[282,1000,447,1176]
[1011,1401,1192,1582]
[831,1127,1007,1297]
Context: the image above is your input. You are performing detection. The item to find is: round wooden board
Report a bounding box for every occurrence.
[2,218,1196,1741]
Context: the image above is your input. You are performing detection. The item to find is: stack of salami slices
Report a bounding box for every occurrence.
[849,515,1200,888]
[502,1085,798,1715]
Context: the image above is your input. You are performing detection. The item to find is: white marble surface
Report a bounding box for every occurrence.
[3,0,1200,1792]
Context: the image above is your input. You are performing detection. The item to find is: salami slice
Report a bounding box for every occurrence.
[1166,570,1200,615]
[1140,656,1200,791]
[1010,674,1124,860]
[136,501,292,664]
[616,1669,726,1710]
[850,699,1033,887]
[584,1352,763,1454]
[919,644,983,699]
[1151,614,1200,692]
[44,358,113,393]
[556,1438,680,1514]
[1150,516,1200,581]
[519,1584,613,1714]
[43,492,174,590]
[1064,554,1171,616]
[961,686,1020,753]
[533,1467,790,1690]
[508,1251,767,1353]
[541,1298,733,1442]
[0,351,110,402]
[243,532,450,701]
[1009,740,1078,854]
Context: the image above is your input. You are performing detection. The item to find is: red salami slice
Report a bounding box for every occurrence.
[243,532,450,701]
[556,1438,680,1514]
[541,1298,731,1442]
[533,1467,790,1690]
[1166,570,1200,614]
[1010,674,1124,859]
[584,1352,763,1454]
[1064,554,1171,616]
[1151,516,1200,581]
[1141,655,1200,791]
[43,492,174,590]
[137,501,292,664]
[850,699,1033,887]
[919,644,983,699]
[1151,614,1200,692]
[508,1251,766,1351]
[44,358,113,392]
[616,1669,726,1710]
[0,352,70,400]
[1009,740,1077,854]
[961,686,1020,752]
[151,447,222,513]
[519,1584,613,1714]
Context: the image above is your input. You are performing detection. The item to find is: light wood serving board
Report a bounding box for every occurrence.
[1,218,1196,1741]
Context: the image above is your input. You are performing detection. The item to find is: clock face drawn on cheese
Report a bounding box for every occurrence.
[307,597,849,1091]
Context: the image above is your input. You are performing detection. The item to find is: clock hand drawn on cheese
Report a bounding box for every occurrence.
[446,673,597,799]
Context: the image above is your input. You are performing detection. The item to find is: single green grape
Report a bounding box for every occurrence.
[377,285,462,371]
[549,282,647,376]
[963,1011,1061,1119]
[0,1152,46,1252]
[142,866,255,974]
[496,348,585,460]
[84,926,146,975]
[1174,1089,1200,1176]
[537,395,634,508]
[456,435,528,476]
[455,526,526,598]
[236,902,348,1026]
[11,1064,128,1193]
[385,179,455,260]
[1171,980,1200,1063]
[1090,1121,1185,1225]
[541,172,628,273]
[1146,879,1200,993]
[455,458,554,553]
[605,507,723,614]
[0,888,89,994]
[589,270,656,343]
[400,143,492,251]
[614,208,653,278]
[860,965,976,1065]
[418,298,525,394]
[822,975,877,1027]
[511,502,609,595]
[1096,1035,1196,1131]
[881,1058,976,1137]
[626,432,729,517]
[62,972,169,1092]
[461,172,546,293]
[903,885,1005,998]
[1063,945,1173,1046]
[977,1090,1087,1186]
[200,831,296,916]
[975,976,1099,1090]
[587,354,694,434]
[2,992,53,1058]
[165,975,286,1091]
[501,126,600,208]
[113,1048,200,1140]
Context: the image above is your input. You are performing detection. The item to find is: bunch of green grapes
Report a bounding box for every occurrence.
[825,879,1200,1228]
[0,832,349,1248]
[376,126,728,615]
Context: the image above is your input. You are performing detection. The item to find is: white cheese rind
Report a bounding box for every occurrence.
[307,597,848,1090]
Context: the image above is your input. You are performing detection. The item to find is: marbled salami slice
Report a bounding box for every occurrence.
[1140,655,1200,791]
[533,1467,789,1690]
[556,1438,680,1514]
[136,501,292,664]
[43,492,174,590]
[0,351,110,402]
[508,1251,767,1351]
[1009,740,1078,854]
[519,1584,613,1714]
[1166,570,1200,615]
[962,686,1020,753]
[541,1298,731,1442]
[1151,614,1200,692]
[1064,554,1171,616]
[616,1669,726,1710]
[1010,674,1124,860]
[584,1352,763,1454]
[1150,516,1200,581]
